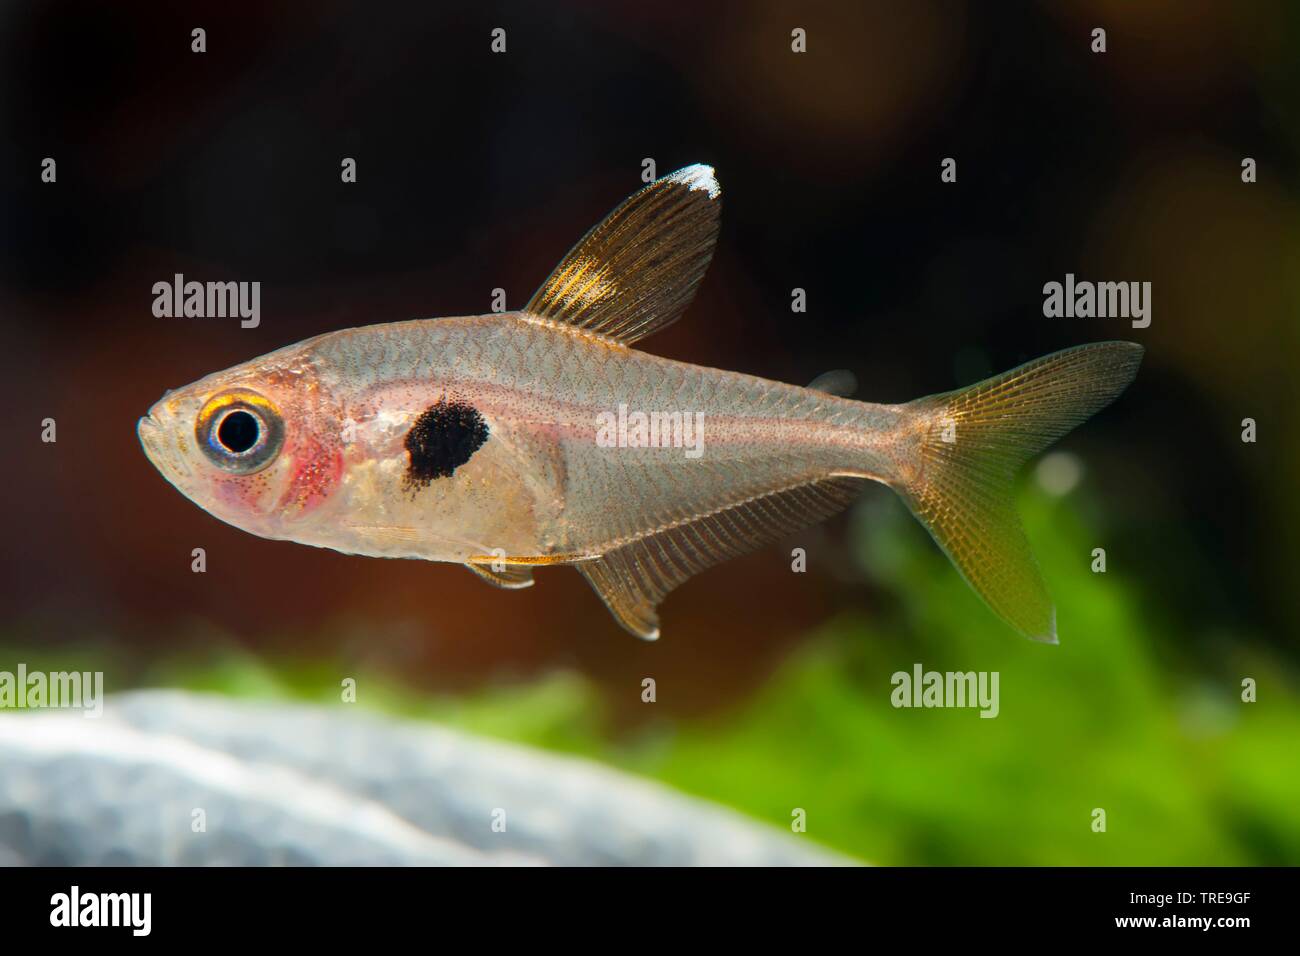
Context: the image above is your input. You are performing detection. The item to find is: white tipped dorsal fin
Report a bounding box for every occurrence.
[522,164,721,346]
[671,163,722,199]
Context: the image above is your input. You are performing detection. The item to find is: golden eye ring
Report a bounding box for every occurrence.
[195,389,284,474]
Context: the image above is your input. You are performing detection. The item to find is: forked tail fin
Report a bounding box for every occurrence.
[894,341,1143,642]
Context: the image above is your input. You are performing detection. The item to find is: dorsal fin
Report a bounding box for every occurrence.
[806,369,858,397]
[522,164,721,345]
[578,476,866,640]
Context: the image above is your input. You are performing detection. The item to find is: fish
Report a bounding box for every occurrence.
[139,164,1143,642]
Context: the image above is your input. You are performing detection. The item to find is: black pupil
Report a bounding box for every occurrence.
[218,410,260,453]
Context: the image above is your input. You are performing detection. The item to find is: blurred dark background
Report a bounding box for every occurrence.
[1,0,1296,726]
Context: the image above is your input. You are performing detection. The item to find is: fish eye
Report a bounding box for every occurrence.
[218,409,260,452]
[196,390,284,474]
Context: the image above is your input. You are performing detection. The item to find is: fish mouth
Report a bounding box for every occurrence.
[137,415,164,469]
[137,413,192,482]
[137,414,161,453]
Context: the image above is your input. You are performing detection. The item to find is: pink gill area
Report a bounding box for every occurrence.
[277,435,344,516]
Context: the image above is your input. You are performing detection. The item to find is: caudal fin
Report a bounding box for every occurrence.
[894,341,1143,642]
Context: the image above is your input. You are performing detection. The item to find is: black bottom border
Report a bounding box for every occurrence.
[0,865,1286,942]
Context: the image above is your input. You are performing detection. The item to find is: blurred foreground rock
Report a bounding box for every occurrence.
[0,690,851,866]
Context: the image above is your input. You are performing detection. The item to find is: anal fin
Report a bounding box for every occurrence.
[579,476,866,640]
[465,561,535,590]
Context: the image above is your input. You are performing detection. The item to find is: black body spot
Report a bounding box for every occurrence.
[403,400,489,490]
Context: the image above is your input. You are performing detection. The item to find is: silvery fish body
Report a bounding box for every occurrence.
[140,166,1142,641]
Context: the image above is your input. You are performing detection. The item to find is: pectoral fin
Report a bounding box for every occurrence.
[465,561,535,589]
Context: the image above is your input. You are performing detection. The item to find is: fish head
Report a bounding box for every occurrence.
[138,347,344,539]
